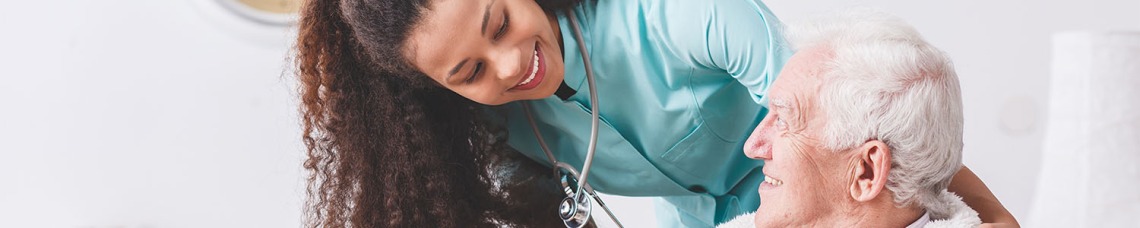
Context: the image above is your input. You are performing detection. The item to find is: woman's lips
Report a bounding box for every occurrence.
[510,44,545,91]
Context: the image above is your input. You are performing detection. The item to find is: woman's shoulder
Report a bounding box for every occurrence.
[584,0,773,20]
[575,0,777,34]
[633,0,779,39]
[641,0,774,18]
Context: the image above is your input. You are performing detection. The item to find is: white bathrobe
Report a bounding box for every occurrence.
[717,190,982,228]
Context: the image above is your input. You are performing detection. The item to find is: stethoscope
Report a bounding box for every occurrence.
[520,9,625,228]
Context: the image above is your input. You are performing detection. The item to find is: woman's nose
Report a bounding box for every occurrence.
[744,115,774,160]
[487,47,524,83]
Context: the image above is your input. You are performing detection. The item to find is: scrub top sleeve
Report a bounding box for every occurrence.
[699,0,791,107]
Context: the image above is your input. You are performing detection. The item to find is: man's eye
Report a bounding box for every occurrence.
[467,62,483,84]
[775,116,787,130]
[494,13,510,39]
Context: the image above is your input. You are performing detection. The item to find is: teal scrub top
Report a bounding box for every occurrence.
[493,0,791,226]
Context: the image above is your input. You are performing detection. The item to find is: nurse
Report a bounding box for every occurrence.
[294,0,1018,227]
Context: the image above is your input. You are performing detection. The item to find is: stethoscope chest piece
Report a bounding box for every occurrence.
[558,168,592,228]
[559,192,592,228]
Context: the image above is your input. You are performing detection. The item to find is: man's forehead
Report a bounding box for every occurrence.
[770,45,832,111]
[789,45,833,80]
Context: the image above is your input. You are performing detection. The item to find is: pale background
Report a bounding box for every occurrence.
[1,0,1137,227]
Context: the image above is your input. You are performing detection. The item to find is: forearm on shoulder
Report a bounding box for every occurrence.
[948,166,1019,226]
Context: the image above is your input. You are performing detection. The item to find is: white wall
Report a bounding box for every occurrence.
[1,0,1137,227]
[0,1,303,227]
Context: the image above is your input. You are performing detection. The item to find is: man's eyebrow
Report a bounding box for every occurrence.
[769,98,789,110]
[480,0,495,35]
[448,58,469,79]
[770,98,799,118]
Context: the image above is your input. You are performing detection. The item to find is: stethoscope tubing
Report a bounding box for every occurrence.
[516,9,625,228]
[566,6,601,206]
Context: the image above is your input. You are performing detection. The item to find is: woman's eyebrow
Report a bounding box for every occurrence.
[481,0,496,35]
[448,58,470,80]
[450,0,496,80]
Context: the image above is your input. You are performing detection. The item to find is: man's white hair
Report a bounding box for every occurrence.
[786,8,964,212]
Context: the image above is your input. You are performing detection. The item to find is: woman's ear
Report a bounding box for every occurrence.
[849,140,891,202]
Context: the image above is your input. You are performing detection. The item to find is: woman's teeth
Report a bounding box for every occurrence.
[764,176,783,186]
[517,50,539,86]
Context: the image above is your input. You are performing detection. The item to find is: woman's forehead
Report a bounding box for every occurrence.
[419,0,487,29]
[405,0,491,78]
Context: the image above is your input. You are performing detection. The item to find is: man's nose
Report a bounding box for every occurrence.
[744,114,774,160]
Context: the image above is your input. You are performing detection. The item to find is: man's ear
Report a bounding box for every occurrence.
[849,140,891,202]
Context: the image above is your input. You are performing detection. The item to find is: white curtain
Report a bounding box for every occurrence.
[1029,32,1140,227]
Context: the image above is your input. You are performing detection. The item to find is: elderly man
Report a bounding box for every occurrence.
[719,10,982,227]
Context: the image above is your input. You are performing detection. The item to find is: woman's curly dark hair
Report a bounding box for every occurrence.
[295,0,587,227]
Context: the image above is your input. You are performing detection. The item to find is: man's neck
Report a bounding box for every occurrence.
[834,197,925,228]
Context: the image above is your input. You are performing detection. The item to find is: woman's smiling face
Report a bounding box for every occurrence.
[406,0,565,105]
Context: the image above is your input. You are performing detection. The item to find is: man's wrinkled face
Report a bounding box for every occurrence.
[743,46,855,227]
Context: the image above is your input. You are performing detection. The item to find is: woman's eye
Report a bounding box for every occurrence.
[494,13,509,39]
[466,62,483,84]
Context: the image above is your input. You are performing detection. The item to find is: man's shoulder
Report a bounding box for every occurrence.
[716,212,756,228]
[924,190,983,228]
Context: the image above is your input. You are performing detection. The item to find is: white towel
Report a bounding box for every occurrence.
[716,190,981,228]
